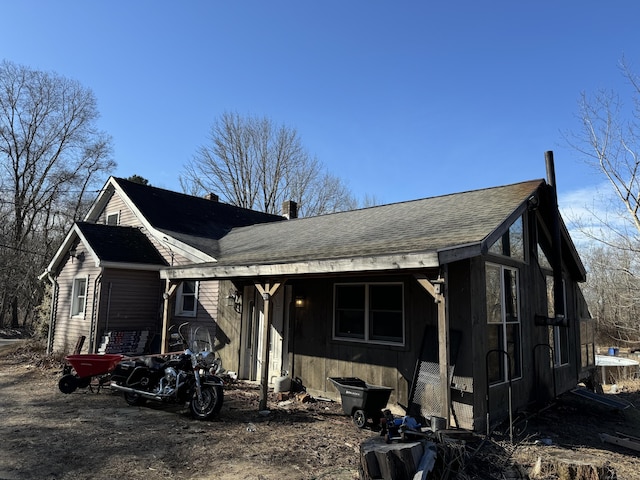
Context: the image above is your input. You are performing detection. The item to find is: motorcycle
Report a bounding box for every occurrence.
[110,323,224,420]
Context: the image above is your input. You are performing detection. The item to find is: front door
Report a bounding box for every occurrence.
[239,285,291,383]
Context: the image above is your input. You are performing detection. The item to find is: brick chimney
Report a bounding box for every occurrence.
[204,193,219,202]
[282,200,298,219]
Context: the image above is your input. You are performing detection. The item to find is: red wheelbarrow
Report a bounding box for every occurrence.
[59,354,123,394]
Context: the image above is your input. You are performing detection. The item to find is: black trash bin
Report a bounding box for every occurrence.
[328,377,393,428]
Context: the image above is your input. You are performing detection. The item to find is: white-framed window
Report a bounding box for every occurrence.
[486,263,522,385]
[546,275,569,367]
[175,281,198,317]
[333,282,404,345]
[106,211,119,226]
[71,277,88,317]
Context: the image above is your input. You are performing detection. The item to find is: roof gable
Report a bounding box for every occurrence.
[113,177,285,239]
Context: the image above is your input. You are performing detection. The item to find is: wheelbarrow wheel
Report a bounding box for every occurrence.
[58,374,78,394]
[353,409,367,428]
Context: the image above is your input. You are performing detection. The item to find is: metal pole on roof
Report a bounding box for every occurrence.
[545,151,566,323]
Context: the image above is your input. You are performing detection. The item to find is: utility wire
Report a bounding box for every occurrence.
[0,242,48,256]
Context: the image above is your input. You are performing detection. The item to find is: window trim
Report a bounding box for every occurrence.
[106,211,120,226]
[71,276,88,318]
[545,274,569,367]
[486,262,523,386]
[175,281,198,317]
[333,282,405,346]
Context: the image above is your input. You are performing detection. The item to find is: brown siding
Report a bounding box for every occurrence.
[289,275,438,412]
[96,269,163,340]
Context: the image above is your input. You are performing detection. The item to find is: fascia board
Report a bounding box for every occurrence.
[83,177,117,222]
[150,231,217,263]
[39,224,100,277]
[160,251,440,280]
[98,261,168,271]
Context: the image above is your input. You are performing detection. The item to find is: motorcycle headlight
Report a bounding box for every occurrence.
[197,351,213,366]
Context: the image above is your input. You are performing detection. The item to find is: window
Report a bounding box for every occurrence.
[175,281,198,317]
[546,275,569,366]
[580,318,595,369]
[489,216,524,261]
[71,277,87,317]
[486,263,522,385]
[106,212,119,226]
[334,283,404,345]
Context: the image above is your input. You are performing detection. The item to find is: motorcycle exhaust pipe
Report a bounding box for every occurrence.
[110,382,164,402]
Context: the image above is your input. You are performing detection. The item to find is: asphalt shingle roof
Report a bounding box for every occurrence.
[113,178,285,253]
[77,222,167,265]
[214,179,544,266]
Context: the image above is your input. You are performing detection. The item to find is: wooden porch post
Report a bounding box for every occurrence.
[161,281,178,354]
[415,271,450,426]
[255,281,282,411]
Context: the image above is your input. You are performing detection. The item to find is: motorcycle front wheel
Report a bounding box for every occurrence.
[189,385,223,420]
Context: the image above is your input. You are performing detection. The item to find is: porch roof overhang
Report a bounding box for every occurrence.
[160,250,442,280]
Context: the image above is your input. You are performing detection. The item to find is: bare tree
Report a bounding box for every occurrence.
[0,60,115,329]
[567,58,640,345]
[580,243,640,347]
[180,111,356,217]
[569,58,640,244]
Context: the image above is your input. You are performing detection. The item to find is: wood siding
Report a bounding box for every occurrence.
[287,275,439,412]
[94,269,163,346]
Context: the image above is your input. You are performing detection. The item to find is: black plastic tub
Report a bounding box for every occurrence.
[328,377,393,428]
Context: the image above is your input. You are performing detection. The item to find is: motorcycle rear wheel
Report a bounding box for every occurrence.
[124,391,145,406]
[190,385,223,419]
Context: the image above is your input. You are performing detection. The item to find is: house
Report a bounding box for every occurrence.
[43,152,595,433]
[41,176,284,355]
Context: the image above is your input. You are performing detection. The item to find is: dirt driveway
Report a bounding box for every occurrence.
[2,340,640,480]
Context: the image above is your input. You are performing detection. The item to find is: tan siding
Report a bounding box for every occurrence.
[52,244,101,354]
[96,192,140,227]
[165,280,219,350]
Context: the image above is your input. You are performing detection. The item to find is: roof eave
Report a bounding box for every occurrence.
[99,261,167,271]
[161,251,441,280]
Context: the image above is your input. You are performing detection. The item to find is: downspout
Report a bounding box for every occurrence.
[89,272,103,353]
[105,282,112,336]
[45,272,59,355]
[545,151,566,325]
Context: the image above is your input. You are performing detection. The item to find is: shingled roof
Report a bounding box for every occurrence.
[164,179,555,280]
[76,222,167,266]
[113,178,285,249]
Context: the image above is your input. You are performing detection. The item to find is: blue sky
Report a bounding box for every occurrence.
[1,1,638,214]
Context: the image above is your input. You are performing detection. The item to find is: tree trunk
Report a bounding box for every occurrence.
[359,436,435,480]
[10,296,19,329]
